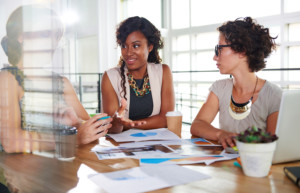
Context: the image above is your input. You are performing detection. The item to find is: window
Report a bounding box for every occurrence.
[166,0,300,124]
[116,0,300,124]
[289,23,300,41]
[171,0,189,29]
[284,0,300,13]
[190,0,280,27]
[120,0,162,28]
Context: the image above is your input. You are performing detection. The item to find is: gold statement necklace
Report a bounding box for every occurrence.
[229,76,258,120]
[127,72,151,97]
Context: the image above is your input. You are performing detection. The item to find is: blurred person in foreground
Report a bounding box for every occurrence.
[0,4,112,153]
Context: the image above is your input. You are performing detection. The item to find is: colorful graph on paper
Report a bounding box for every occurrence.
[130,132,157,137]
[107,128,180,142]
[140,155,225,165]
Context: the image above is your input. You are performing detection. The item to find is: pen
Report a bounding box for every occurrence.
[98,116,111,121]
[234,161,242,168]
[97,116,111,134]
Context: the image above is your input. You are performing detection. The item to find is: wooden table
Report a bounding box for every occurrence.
[0,136,299,193]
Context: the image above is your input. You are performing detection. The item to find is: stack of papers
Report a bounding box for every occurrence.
[118,137,222,147]
[92,144,175,160]
[88,128,239,192]
[88,164,210,193]
[92,128,238,165]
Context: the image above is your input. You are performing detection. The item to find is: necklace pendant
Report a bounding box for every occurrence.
[229,95,252,120]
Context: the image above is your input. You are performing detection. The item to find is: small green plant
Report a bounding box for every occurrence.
[236,126,278,143]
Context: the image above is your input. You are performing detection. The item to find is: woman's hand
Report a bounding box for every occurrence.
[216,130,237,148]
[117,117,146,129]
[114,98,146,129]
[77,113,112,145]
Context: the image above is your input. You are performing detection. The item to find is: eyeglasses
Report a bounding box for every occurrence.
[215,44,232,56]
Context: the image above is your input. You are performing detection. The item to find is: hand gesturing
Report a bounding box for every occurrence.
[114,98,147,129]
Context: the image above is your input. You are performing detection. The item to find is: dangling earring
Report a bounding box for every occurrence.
[118,56,125,67]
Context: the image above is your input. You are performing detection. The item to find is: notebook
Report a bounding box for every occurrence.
[272,90,300,164]
[284,166,300,187]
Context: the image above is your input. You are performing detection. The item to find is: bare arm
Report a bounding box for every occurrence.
[62,77,90,121]
[190,91,220,139]
[101,72,124,133]
[62,76,111,144]
[266,111,279,135]
[190,91,237,148]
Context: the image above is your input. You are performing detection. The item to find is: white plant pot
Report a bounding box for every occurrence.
[236,140,277,178]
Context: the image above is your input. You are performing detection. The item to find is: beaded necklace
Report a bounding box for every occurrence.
[229,76,258,120]
[127,72,151,97]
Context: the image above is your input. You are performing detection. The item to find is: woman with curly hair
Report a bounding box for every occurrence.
[191,17,282,148]
[101,16,175,133]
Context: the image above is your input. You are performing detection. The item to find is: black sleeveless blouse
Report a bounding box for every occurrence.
[129,78,153,120]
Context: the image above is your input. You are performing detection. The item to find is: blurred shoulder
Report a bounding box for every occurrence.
[263,80,282,99]
[162,64,171,73]
[212,78,233,88]
[106,66,121,73]
[106,66,121,78]
[0,68,18,83]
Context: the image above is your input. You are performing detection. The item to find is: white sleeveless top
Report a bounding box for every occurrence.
[104,63,163,119]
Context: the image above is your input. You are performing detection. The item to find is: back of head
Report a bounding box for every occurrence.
[116,16,163,64]
[218,17,277,72]
[2,4,64,65]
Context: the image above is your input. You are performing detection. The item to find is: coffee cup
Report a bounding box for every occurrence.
[55,126,77,161]
[166,111,182,137]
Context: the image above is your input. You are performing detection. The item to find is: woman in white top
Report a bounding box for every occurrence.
[101,16,175,133]
[191,17,282,148]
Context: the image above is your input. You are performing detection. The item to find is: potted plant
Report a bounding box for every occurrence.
[236,126,278,177]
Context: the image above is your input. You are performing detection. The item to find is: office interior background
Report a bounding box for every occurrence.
[0,0,299,125]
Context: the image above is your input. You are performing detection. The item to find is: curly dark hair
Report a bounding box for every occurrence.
[218,17,277,72]
[116,16,164,99]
